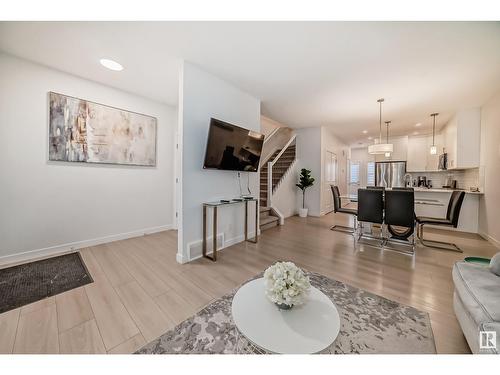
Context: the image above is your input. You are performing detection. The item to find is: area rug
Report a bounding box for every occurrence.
[0,253,93,314]
[136,271,436,354]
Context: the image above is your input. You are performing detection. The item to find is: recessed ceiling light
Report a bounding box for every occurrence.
[99,58,124,71]
[415,123,422,127]
[368,136,373,140]
[413,131,419,135]
[362,130,368,134]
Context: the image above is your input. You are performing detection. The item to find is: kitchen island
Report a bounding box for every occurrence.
[413,188,482,233]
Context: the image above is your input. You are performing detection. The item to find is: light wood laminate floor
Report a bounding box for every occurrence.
[1,213,498,354]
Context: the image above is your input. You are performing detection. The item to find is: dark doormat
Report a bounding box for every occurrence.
[0,252,93,314]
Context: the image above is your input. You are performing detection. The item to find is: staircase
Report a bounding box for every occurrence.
[259,143,296,231]
[259,207,280,231]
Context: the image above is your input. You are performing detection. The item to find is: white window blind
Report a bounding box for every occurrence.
[367,162,375,186]
[349,162,360,184]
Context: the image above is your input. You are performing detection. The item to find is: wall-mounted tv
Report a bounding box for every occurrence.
[203,118,265,172]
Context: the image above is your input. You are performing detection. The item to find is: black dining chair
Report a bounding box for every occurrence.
[416,191,465,252]
[384,190,416,253]
[356,188,384,243]
[330,185,357,233]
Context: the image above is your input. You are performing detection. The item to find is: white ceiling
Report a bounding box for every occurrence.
[1,21,500,145]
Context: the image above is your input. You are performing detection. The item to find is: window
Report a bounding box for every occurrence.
[349,161,360,184]
[367,162,375,186]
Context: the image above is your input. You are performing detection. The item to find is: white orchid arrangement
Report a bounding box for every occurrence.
[263,261,311,307]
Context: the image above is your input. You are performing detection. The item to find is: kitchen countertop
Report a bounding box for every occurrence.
[413,187,483,195]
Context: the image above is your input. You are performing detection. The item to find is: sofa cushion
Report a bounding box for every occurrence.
[453,261,500,326]
[490,252,500,277]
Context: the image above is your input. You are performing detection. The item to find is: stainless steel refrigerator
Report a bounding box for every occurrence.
[375,161,406,188]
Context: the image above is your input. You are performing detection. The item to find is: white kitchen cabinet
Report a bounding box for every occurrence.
[426,134,442,171]
[407,136,427,172]
[442,108,480,169]
[375,136,408,162]
[407,134,442,172]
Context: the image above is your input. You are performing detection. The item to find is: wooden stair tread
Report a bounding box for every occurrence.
[260,216,279,226]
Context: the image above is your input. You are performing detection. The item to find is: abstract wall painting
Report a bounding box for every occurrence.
[48,92,157,166]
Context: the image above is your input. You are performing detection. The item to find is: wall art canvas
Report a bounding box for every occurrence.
[48,92,157,166]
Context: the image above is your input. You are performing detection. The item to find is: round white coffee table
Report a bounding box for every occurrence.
[231,278,340,354]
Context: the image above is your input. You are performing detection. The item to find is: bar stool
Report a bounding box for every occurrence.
[416,191,465,252]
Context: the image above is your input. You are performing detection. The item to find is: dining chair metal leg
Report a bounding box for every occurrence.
[382,224,390,246]
[417,224,463,252]
[357,222,363,241]
[330,215,357,235]
[356,222,385,247]
[379,226,415,255]
[330,224,356,233]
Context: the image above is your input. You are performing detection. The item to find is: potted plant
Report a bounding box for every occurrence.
[296,168,315,217]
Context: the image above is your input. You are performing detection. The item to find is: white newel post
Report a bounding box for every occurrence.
[267,161,273,207]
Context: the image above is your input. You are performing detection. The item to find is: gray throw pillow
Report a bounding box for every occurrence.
[490,252,500,276]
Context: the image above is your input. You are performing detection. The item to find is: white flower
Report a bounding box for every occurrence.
[263,261,311,307]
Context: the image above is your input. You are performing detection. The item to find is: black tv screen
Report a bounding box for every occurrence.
[203,118,265,172]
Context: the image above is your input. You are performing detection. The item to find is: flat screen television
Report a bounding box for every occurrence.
[203,118,265,172]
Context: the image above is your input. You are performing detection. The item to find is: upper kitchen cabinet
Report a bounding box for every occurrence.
[407,134,443,172]
[375,136,408,162]
[442,108,481,169]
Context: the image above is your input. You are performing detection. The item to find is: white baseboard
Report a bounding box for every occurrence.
[186,230,259,262]
[0,224,174,268]
[176,252,188,264]
[478,231,500,250]
[187,233,225,261]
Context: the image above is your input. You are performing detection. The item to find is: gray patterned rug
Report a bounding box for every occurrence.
[136,271,436,354]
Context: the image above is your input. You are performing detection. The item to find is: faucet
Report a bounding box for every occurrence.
[403,173,413,188]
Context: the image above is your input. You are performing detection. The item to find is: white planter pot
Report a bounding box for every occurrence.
[298,208,308,217]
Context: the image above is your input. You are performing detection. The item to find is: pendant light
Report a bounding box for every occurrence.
[368,98,394,155]
[384,121,392,158]
[430,113,438,155]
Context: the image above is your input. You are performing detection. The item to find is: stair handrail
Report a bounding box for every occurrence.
[263,127,280,144]
[269,134,296,168]
[267,134,297,207]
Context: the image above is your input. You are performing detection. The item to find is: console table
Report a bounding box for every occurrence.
[202,198,259,262]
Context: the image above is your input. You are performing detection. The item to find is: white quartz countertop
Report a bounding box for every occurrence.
[413,187,483,195]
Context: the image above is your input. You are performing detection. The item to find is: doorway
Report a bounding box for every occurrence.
[322,150,338,214]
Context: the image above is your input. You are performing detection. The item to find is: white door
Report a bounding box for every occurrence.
[348,160,361,197]
[323,150,337,213]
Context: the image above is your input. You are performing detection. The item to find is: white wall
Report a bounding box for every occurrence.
[260,115,283,137]
[295,128,322,216]
[177,62,261,263]
[0,53,176,264]
[479,90,500,247]
[320,127,349,214]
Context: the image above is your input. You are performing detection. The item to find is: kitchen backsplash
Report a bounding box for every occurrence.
[407,168,480,190]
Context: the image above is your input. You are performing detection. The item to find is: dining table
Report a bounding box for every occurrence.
[340,193,444,206]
